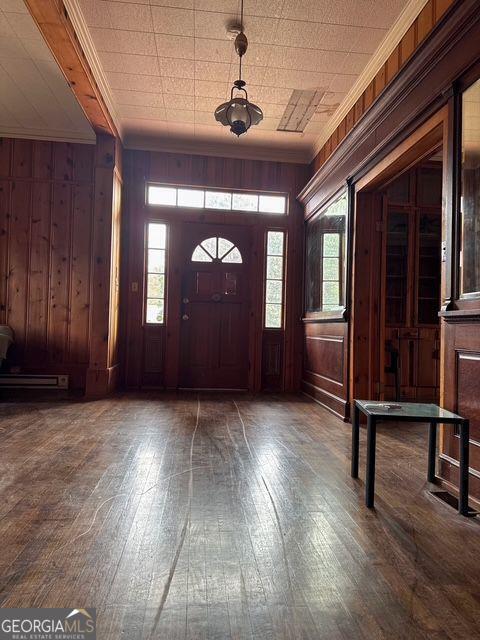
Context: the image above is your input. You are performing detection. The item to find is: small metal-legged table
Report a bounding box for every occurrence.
[350,400,470,516]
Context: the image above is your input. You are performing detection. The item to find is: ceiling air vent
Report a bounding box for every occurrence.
[277,89,326,133]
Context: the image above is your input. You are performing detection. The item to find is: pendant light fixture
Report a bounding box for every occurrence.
[214,0,263,137]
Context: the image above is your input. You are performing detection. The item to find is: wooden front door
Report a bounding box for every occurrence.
[179,223,251,389]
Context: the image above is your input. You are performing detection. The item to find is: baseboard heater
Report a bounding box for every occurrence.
[0,374,69,390]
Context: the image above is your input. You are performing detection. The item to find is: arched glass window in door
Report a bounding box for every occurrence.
[191,237,243,263]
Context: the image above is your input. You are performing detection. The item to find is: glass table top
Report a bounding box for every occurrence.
[355,400,463,420]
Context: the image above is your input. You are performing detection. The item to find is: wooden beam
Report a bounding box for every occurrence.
[24,0,118,137]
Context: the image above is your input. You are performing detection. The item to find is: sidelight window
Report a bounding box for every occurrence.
[145,222,167,324]
[265,231,285,329]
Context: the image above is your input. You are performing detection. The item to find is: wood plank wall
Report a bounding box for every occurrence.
[310,0,455,174]
[122,150,308,392]
[0,137,95,389]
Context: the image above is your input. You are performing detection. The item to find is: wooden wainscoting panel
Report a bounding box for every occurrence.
[302,321,348,418]
[262,330,284,391]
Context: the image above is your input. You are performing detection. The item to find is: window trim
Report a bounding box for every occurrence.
[146,182,289,216]
[144,221,168,326]
[264,229,286,330]
[454,73,480,308]
[303,187,349,323]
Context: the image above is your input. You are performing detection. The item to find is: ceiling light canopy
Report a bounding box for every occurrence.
[214,0,263,137]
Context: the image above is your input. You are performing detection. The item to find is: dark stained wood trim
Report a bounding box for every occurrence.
[24,0,118,137]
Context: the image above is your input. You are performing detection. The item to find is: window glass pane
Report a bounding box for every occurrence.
[205,191,232,209]
[177,188,204,208]
[323,233,340,257]
[266,279,282,303]
[201,237,217,258]
[267,231,284,256]
[148,249,165,273]
[323,257,339,281]
[148,186,176,206]
[267,255,283,280]
[146,299,164,324]
[148,223,166,249]
[222,246,242,263]
[192,245,212,262]
[232,193,258,211]
[460,78,480,295]
[147,273,165,299]
[265,304,282,328]
[218,238,234,258]
[323,281,340,308]
[259,195,286,214]
[305,191,347,313]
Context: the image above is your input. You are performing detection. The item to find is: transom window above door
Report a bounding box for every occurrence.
[191,237,243,263]
[147,184,287,215]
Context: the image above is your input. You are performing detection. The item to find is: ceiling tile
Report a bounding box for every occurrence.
[0,11,14,35]
[328,74,356,94]
[259,85,293,105]
[106,2,154,31]
[158,57,194,79]
[228,65,266,86]
[195,37,232,62]
[99,51,160,75]
[338,51,372,75]
[268,46,349,73]
[195,79,229,99]
[194,11,276,44]
[114,89,164,107]
[166,108,194,123]
[119,104,167,120]
[194,110,216,125]
[5,12,39,38]
[0,35,28,59]
[195,60,231,82]
[155,33,195,59]
[107,72,164,93]
[282,0,406,30]
[350,27,388,54]
[21,37,55,61]
[150,0,194,8]
[0,0,28,13]
[151,6,194,36]
[162,76,193,94]
[78,0,112,28]
[263,68,332,91]
[163,93,194,110]
[91,28,157,55]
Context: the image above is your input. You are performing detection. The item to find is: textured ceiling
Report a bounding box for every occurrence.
[0,0,94,143]
[78,0,409,160]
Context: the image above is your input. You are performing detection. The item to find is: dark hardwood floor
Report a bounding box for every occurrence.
[1,393,479,639]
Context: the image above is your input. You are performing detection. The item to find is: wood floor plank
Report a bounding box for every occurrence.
[1,392,480,638]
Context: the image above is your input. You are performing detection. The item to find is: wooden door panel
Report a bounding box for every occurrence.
[180,223,250,389]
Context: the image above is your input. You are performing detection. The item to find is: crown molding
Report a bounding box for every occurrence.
[63,0,123,140]
[309,0,430,162]
[124,133,311,164]
[0,127,95,145]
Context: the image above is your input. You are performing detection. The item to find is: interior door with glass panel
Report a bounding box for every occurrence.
[180,223,251,389]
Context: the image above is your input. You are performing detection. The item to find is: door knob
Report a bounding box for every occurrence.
[183,297,189,304]
[182,314,189,320]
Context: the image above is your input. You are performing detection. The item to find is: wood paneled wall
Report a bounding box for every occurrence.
[0,135,123,394]
[0,137,95,389]
[122,150,308,392]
